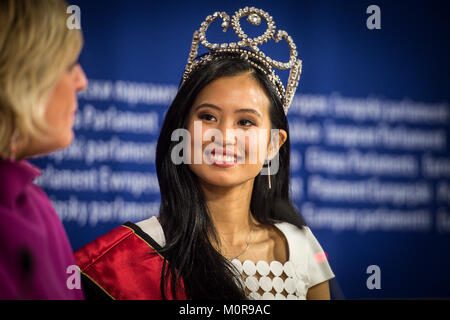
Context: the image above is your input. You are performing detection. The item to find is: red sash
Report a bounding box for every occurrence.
[75,222,187,300]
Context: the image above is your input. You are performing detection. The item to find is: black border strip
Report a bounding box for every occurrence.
[123,221,166,258]
[81,273,113,300]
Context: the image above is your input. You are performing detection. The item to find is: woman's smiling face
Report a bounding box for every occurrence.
[185,72,286,188]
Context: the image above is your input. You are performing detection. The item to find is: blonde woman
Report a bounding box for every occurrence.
[0,0,87,299]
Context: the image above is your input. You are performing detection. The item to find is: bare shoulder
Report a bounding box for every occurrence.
[306,281,331,300]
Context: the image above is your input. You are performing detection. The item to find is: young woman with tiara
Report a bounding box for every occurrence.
[75,6,335,300]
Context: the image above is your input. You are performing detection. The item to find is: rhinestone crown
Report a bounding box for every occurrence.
[182,6,302,115]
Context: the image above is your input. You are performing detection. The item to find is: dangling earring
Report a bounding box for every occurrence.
[9,131,19,162]
[267,159,271,190]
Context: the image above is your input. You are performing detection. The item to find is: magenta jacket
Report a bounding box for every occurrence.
[0,158,84,299]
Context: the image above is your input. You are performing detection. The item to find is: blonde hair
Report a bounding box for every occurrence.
[0,0,83,158]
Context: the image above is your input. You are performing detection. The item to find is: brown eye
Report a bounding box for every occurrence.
[238,119,255,127]
[199,114,216,121]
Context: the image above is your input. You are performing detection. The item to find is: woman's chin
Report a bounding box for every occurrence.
[56,130,75,150]
[199,173,254,190]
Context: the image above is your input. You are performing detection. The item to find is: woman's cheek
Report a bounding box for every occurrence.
[188,127,209,165]
[251,130,269,166]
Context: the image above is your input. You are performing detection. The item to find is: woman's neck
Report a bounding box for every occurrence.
[199,178,255,247]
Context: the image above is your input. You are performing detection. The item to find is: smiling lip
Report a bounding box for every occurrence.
[207,149,242,167]
[211,149,239,158]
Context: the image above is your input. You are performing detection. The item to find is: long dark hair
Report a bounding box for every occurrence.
[155,52,306,299]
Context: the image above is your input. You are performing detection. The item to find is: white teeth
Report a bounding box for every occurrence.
[212,153,236,162]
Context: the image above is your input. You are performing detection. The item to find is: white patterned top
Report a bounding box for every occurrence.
[229,259,310,300]
[136,216,335,300]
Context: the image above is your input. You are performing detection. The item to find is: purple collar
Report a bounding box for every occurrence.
[0,158,42,208]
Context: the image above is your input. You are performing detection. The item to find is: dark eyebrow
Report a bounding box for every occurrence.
[194,103,262,119]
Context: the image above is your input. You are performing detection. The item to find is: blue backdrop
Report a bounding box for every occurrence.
[30,0,450,299]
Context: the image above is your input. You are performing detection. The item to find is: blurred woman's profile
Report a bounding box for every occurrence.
[0,0,87,299]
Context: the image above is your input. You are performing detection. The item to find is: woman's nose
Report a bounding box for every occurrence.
[217,122,236,145]
[74,64,88,92]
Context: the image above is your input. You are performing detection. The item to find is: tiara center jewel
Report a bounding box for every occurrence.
[247,13,261,25]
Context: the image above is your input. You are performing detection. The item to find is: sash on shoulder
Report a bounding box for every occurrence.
[75,222,186,300]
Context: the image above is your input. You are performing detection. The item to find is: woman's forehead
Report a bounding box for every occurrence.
[193,74,270,114]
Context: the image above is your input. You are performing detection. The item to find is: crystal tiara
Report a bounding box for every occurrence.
[182,6,302,115]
